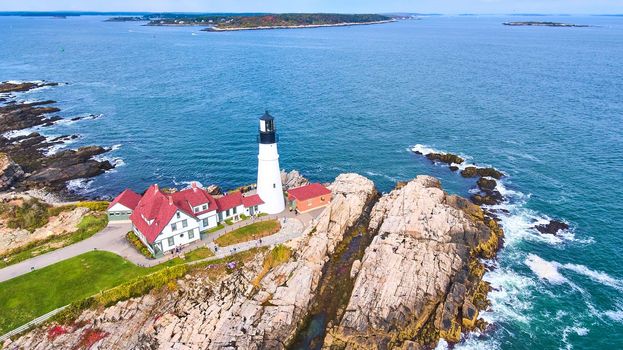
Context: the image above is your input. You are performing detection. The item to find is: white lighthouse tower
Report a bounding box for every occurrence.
[256,111,285,214]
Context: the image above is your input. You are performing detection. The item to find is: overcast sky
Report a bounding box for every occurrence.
[1,0,622,14]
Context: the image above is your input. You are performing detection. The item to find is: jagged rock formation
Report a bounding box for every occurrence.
[281,169,310,190]
[324,175,503,349]
[7,173,376,350]
[0,153,24,191]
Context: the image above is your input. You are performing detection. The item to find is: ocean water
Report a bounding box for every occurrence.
[1,14,622,349]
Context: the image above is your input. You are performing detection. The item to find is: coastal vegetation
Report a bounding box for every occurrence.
[252,244,292,287]
[126,231,153,259]
[0,199,109,267]
[214,220,281,246]
[183,247,215,262]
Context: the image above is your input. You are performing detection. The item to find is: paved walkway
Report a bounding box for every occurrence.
[0,208,323,282]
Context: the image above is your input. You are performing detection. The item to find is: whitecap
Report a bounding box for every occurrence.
[482,264,536,324]
[525,254,568,284]
[561,325,589,350]
[110,144,122,151]
[560,263,623,292]
[410,143,440,155]
[604,308,623,322]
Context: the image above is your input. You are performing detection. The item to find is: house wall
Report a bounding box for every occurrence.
[219,205,245,221]
[132,225,155,255]
[153,210,201,253]
[197,211,218,231]
[107,203,132,221]
[295,193,332,213]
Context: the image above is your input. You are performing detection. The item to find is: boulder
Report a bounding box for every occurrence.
[205,184,222,195]
[0,152,24,191]
[280,169,310,190]
[476,177,497,191]
[425,152,464,165]
[460,166,503,179]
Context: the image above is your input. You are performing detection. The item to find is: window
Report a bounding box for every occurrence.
[167,237,174,247]
[188,230,195,239]
[321,196,326,202]
[180,233,184,238]
[171,223,177,231]
[273,183,276,189]
[233,206,237,214]
[194,207,199,213]
[226,209,230,217]
[176,212,180,219]
[182,219,188,228]
[202,218,209,227]
[202,204,207,210]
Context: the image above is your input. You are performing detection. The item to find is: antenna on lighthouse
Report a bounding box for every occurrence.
[256,111,285,214]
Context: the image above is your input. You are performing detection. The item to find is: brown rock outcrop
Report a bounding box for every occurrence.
[281,169,311,190]
[324,175,502,349]
[0,153,24,191]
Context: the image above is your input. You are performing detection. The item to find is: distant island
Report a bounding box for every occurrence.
[503,21,591,27]
[107,13,396,31]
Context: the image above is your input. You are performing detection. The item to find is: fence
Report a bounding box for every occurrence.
[0,305,68,343]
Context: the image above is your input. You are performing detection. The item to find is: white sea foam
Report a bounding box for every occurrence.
[525,254,568,284]
[562,325,589,350]
[560,263,623,292]
[604,307,623,323]
[67,178,95,195]
[364,170,399,183]
[410,144,439,155]
[483,264,536,324]
[110,144,122,151]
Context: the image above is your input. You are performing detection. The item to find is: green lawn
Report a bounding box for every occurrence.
[184,247,215,262]
[0,251,175,334]
[202,223,224,234]
[214,220,281,247]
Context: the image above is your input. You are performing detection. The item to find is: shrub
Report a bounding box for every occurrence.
[240,214,248,220]
[252,245,292,286]
[126,231,153,258]
[224,218,234,226]
[75,201,110,212]
[6,198,51,232]
[257,212,268,217]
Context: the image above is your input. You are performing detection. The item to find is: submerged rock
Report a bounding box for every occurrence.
[534,220,569,235]
[324,176,503,349]
[476,177,497,191]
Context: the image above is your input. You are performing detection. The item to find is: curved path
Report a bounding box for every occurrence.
[0,209,321,283]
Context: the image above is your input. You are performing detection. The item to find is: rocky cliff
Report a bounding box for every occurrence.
[323,176,502,349]
[6,173,377,350]
[0,153,24,191]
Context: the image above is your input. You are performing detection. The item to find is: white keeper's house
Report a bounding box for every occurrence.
[109,182,264,257]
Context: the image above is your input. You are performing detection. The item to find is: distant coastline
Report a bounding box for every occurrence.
[201,19,396,32]
[503,21,591,27]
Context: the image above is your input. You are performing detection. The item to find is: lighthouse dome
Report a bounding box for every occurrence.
[260,110,274,121]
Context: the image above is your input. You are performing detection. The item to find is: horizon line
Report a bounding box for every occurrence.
[0,11,621,16]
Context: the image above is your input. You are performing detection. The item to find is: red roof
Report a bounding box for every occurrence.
[287,183,331,201]
[108,189,141,210]
[215,192,244,211]
[242,194,264,207]
[130,185,179,243]
[129,184,218,243]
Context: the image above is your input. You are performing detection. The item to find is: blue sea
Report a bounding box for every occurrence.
[1,14,622,349]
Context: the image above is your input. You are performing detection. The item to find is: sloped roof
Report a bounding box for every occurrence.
[215,191,244,211]
[287,183,331,201]
[130,185,179,243]
[108,189,141,210]
[242,194,264,207]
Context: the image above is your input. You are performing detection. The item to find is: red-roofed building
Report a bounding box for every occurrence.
[287,183,332,213]
[107,189,142,221]
[123,182,266,257]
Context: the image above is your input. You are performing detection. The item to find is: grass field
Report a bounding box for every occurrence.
[0,251,179,334]
[214,220,281,247]
[184,247,215,262]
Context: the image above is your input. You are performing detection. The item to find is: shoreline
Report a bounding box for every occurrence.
[0,81,115,201]
[202,19,396,32]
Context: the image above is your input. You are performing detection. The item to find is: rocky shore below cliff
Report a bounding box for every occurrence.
[0,81,114,199]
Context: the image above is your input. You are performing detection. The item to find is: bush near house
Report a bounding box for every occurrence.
[224,218,234,226]
[214,220,281,247]
[203,223,224,234]
[126,231,153,258]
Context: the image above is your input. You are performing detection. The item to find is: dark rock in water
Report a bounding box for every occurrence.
[461,166,504,179]
[0,81,58,93]
[426,152,464,165]
[477,177,497,191]
[534,220,569,235]
[449,165,459,172]
[0,152,24,191]
[470,191,503,205]
[0,100,61,133]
